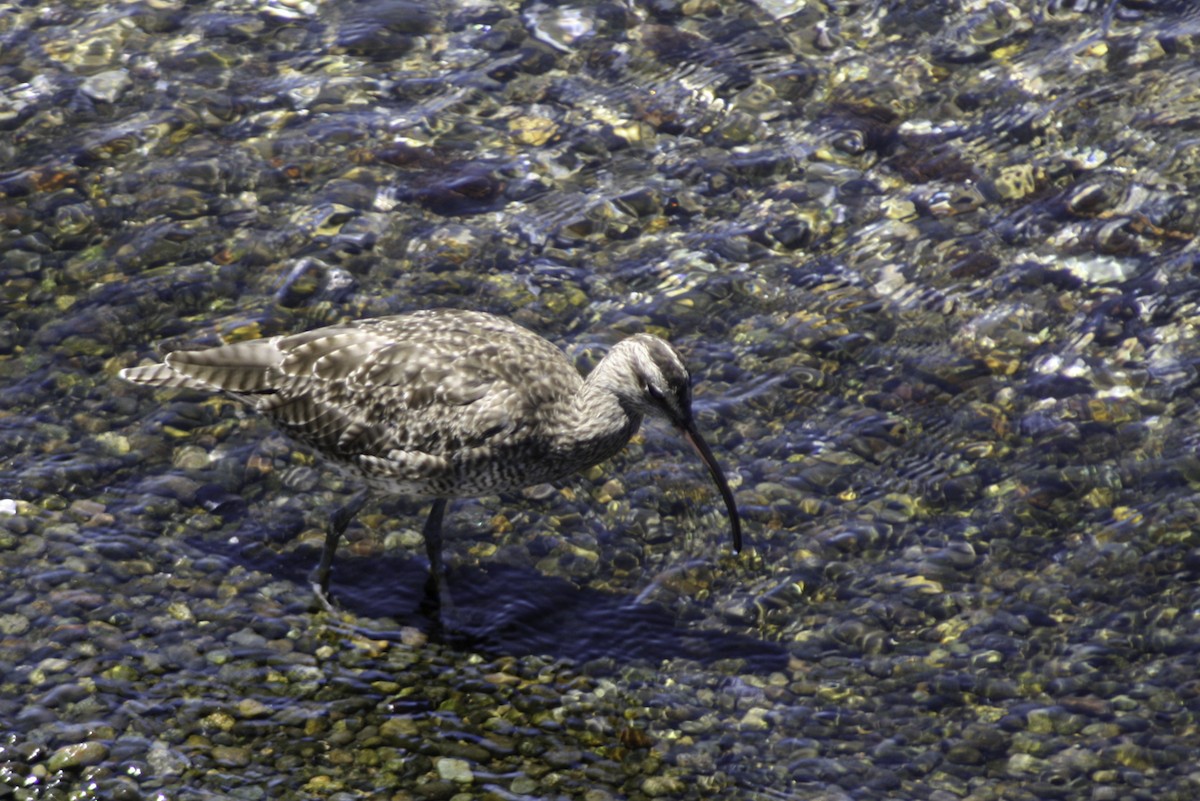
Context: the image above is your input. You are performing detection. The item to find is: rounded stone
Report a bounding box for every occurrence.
[436,757,473,784]
[47,742,109,772]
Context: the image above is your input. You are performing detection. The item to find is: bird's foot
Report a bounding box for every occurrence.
[309,574,339,613]
[420,568,458,633]
[308,488,370,614]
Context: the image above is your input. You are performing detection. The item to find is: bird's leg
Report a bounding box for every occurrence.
[420,498,454,619]
[310,489,369,610]
[422,498,448,577]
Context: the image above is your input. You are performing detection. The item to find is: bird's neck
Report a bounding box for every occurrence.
[555,354,642,461]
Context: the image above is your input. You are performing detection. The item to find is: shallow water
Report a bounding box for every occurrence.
[5,0,1200,799]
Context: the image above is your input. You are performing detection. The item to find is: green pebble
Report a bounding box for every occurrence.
[47,742,109,772]
[642,775,685,797]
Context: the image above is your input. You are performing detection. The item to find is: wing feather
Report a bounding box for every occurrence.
[121,311,581,474]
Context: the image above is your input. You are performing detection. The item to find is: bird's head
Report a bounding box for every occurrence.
[605,333,743,553]
[613,334,695,427]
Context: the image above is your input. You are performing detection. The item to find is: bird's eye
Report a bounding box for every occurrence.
[645,383,665,401]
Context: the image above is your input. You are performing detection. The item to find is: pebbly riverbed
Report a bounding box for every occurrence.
[3,1,1200,799]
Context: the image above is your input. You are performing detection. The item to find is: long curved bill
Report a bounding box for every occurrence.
[680,422,743,554]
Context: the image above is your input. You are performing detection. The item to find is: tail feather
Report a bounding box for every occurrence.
[119,362,204,389]
[165,341,281,392]
[121,340,283,393]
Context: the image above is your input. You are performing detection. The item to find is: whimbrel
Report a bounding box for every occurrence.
[120,309,742,605]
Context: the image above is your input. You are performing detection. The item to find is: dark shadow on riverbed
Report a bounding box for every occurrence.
[254,545,787,673]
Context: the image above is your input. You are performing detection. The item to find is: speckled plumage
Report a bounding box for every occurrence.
[120,308,741,602]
